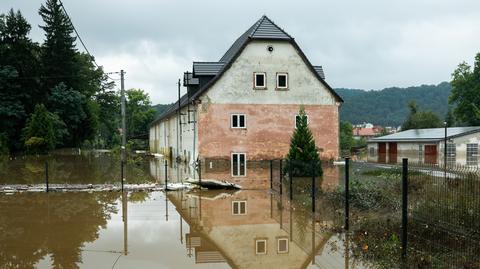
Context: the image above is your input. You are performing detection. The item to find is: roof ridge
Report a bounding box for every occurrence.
[259,15,293,39]
[249,15,267,37]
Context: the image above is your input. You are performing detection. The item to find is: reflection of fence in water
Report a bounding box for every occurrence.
[270,193,342,261]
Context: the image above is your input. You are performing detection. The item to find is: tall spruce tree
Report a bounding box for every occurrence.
[39,0,79,92]
[286,107,322,176]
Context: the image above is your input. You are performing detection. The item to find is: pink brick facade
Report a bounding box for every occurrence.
[198,103,339,161]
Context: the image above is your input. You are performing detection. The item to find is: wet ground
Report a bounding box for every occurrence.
[0,190,370,269]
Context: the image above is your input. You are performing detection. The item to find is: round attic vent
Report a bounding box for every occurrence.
[267,45,274,52]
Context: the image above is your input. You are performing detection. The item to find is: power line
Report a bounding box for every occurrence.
[57,0,116,81]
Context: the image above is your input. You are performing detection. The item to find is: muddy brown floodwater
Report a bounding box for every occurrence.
[0,189,373,269]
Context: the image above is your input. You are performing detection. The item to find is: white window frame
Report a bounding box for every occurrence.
[295,114,309,128]
[277,238,289,254]
[276,72,288,89]
[232,200,247,215]
[231,114,246,129]
[446,143,456,167]
[254,72,266,89]
[255,239,267,255]
[466,143,478,166]
[231,153,247,177]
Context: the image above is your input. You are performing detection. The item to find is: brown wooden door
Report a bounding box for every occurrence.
[424,145,438,164]
[378,143,386,163]
[388,142,397,164]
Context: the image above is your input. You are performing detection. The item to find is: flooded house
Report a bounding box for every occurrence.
[367,126,480,166]
[149,16,343,185]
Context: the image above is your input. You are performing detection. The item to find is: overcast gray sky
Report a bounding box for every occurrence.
[2,0,480,104]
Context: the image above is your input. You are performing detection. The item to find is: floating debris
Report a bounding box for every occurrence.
[186,178,242,190]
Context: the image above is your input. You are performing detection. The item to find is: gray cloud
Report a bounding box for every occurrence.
[2,0,480,103]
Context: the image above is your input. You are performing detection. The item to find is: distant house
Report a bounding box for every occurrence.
[367,127,480,166]
[353,127,379,140]
[149,16,343,185]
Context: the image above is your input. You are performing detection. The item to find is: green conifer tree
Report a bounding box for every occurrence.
[286,107,322,176]
[39,0,79,92]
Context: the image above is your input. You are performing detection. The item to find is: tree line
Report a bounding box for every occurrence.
[340,52,480,152]
[0,0,155,154]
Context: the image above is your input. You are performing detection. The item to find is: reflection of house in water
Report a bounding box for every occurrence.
[167,190,348,269]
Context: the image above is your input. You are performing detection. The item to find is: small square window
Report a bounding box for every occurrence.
[231,114,246,128]
[277,238,289,254]
[276,73,288,89]
[255,239,267,255]
[232,201,247,215]
[254,73,266,89]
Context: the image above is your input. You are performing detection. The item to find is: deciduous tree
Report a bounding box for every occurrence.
[449,53,480,126]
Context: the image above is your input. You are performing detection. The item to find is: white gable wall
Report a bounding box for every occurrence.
[202,40,338,105]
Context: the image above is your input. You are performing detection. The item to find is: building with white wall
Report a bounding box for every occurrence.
[150,16,343,186]
[367,127,480,166]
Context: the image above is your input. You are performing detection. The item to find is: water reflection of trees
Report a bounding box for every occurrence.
[0,192,119,268]
[0,154,155,185]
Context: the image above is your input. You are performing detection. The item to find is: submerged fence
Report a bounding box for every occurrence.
[267,158,480,268]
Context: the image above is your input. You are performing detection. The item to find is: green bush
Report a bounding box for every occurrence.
[329,178,400,211]
[24,137,47,154]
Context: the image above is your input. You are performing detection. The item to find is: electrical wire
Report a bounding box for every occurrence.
[57,0,117,82]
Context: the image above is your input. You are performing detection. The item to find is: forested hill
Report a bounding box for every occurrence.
[336,82,451,126]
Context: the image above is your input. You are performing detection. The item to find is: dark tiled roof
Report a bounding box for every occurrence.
[193,62,225,76]
[313,66,325,80]
[152,15,342,124]
[369,127,480,142]
[219,15,292,63]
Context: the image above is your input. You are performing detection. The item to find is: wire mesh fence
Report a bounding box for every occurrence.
[408,162,480,268]
[268,158,480,268]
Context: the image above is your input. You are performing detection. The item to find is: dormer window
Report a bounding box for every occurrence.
[276,73,288,90]
[254,72,266,89]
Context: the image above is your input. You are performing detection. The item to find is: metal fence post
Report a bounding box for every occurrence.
[402,158,408,259]
[198,159,202,184]
[345,157,350,231]
[164,160,168,191]
[270,160,273,190]
[289,161,293,201]
[279,159,283,196]
[311,161,316,213]
[45,161,49,193]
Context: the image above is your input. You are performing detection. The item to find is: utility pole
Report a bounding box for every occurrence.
[121,70,126,189]
[177,79,181,162]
